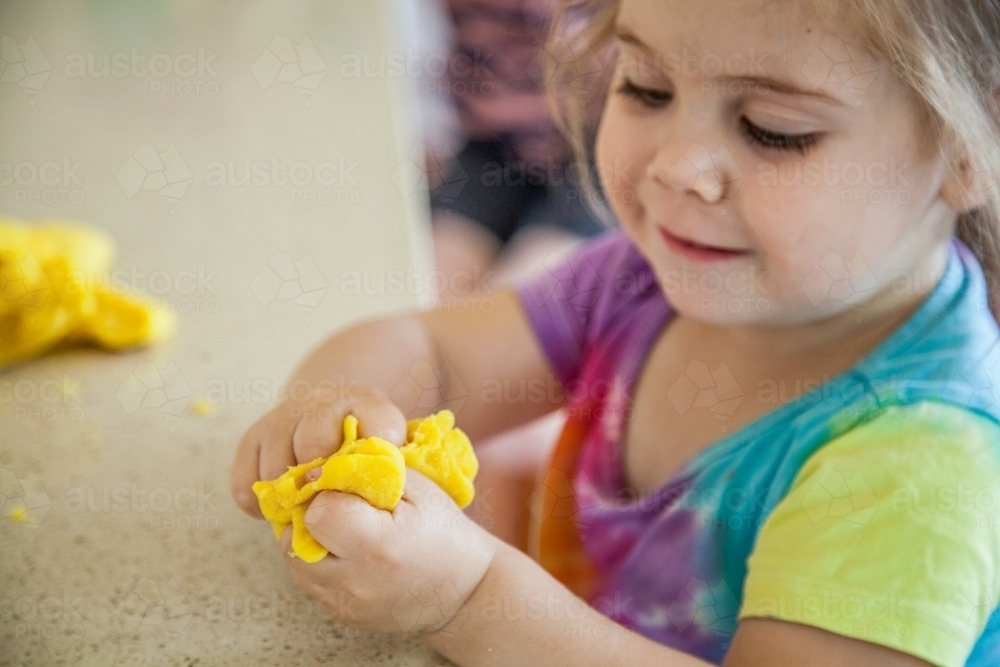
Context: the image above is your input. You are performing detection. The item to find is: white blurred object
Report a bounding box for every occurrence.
[392,0,463,177]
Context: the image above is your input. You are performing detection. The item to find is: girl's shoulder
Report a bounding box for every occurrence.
[741,399,1000,667]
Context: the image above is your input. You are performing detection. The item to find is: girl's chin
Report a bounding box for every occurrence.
[665,292,863,328]
[655,286,763,322]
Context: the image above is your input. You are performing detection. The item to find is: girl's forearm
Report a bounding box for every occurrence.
[284,290,565,442]
[425,542,715,667]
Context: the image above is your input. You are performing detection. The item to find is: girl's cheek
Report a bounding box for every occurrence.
[596,105,646,227]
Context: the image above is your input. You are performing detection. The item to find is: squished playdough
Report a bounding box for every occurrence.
[0,218,175,366]
[252,410,478,563]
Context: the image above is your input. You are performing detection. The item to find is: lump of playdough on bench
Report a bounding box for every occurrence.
[0,218,175,366]
[252,409,477,563]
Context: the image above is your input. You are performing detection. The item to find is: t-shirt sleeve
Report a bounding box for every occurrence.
[739,401,1000,667]
[515,230,640,387]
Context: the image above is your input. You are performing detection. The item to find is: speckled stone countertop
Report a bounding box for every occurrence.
[0,1,448,664]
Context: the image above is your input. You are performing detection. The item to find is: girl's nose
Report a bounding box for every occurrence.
[645,139,738,205]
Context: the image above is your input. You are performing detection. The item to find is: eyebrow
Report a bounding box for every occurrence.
[613,25,845,106]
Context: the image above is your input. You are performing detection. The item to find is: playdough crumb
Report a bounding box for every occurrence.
[190,398,215,416]
[9,507,28,523]
[253,410,478,563]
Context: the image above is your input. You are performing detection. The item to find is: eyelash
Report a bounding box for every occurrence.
[738,117,820,156]
[615,79,672,107]
[615,78,822,156]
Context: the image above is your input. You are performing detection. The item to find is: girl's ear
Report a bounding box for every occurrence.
[940,91,1000,213]
[940,156,995,213]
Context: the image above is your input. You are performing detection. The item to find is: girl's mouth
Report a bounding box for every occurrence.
[658,227,750,263]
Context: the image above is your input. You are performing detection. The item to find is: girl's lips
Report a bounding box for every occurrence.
[658,227,750,263]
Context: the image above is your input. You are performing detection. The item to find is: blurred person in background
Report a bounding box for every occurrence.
[416,0,613,549]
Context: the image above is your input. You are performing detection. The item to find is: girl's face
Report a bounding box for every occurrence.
[596,0,959,326]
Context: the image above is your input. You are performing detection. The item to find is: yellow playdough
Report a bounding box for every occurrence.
[252,410,478,563]
[400,409,478,509]
[0,218,175,366]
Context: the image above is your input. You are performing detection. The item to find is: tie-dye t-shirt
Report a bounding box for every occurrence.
[516,231,1000,667]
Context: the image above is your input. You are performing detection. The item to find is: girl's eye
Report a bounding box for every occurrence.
[616,79,672,108]
[740,116,820,155]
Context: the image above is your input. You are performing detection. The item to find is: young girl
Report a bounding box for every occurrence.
[230,0,1000,664]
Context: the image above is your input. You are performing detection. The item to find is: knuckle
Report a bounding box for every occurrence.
[369,528,403,568]
[356,386,395,410]
[260,413,289,443]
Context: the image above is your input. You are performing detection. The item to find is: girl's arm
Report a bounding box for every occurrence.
[287,287,564,442]
[425,540,714,667]
[254,290,938,667]
[427,541,935,667]
[231,288,562,515]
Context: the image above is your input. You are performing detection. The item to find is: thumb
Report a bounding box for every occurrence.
[304,490,386,558]
[401,468,453,509]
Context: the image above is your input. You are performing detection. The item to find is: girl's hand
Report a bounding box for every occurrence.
[230,384,408,518]
[278,469,499,634]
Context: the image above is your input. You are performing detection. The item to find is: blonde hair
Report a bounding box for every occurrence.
[545,0,1000,318]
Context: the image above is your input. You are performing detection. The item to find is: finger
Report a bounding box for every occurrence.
[230,428,264,518]
[304,490,392,560]
[352,398,407,446]
[278,523,348,603]
[278,523,293,554]
[258,411,300,483]
[292,387,406,463]
[291,402,349,464]
[291,390,405,464]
